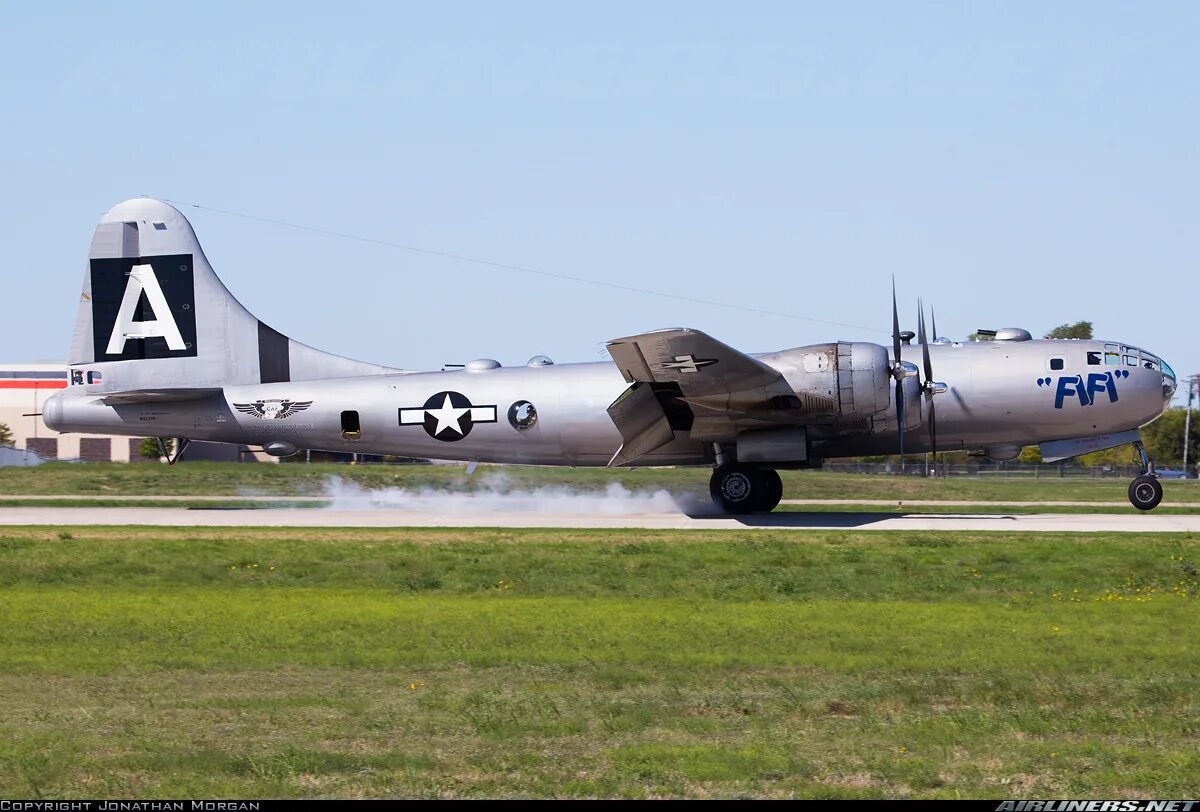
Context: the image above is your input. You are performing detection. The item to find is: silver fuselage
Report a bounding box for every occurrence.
[44,338,1174,466]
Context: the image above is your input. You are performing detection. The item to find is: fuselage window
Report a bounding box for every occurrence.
[1086,351,1101,366]
[508,400,538,431]
[341,410,361,440]
[1049,357,1065,371]
[1123,355,1139,367]
[1105,352,1120,366]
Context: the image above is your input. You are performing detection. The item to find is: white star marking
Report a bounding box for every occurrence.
[426,393,470,436]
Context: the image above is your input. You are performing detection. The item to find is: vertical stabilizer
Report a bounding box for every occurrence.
[68,198,399,394]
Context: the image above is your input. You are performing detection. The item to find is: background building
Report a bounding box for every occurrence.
[0,363,258,462]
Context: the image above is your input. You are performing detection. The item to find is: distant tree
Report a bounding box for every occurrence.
[0,422,11,447]
[140,437,174,460]
[1045,321,1093,340]
[966,332,993,342]
[1078,445,1134,468]
[1141,408,1200,468]
[1018,446,1043,464]
[1058,411,1200,469]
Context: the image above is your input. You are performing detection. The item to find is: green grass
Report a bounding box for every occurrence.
[7,499,1200,513]
[0,527,1198,797]
[2,461,1199,502]
[0,498,332,509]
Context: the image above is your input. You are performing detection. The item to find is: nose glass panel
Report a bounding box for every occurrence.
[1161,358,1178,401]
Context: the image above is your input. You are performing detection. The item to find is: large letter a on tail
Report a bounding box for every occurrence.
[90,253,198,361]
[106,263,186,355]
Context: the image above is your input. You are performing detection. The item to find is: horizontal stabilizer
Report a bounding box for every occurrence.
[99,388,223,405]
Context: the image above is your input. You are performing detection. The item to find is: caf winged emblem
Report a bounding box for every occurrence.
[233,399,313,420]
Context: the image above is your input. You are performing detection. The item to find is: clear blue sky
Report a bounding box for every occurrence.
[2,2,1197,399]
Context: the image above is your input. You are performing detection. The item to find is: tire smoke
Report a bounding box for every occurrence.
[322,473,716,515]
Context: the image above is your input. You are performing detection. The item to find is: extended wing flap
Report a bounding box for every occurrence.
[605,382,676,467]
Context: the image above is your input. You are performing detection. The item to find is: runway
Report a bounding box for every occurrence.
[0,494,1164,508]
[0,506,1197,531]
[0,491,1171,503]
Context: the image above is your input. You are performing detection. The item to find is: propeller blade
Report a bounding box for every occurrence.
[892,279,905,463]
[916,299,938,458]
[931,306,938,345]
[891,278,902,367]
[928,397,937,458]
[917,299,933,387]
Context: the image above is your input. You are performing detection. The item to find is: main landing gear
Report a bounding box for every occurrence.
[709,464,783,514]
[1128,439,1163,511]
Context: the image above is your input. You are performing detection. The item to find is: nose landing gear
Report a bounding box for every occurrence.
[1128,440,1163,511]
[709,464,784,514]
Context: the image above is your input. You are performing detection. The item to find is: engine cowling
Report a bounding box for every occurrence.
[766,341,894,432]
[833,341,893,424]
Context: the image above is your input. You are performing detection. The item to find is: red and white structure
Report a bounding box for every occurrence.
[1,363,140,461]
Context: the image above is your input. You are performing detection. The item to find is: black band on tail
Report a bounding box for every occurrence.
[257,322,290,383]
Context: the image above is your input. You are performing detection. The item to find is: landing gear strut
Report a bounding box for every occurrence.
[1128,440,1163,511]
[709,464,783,514]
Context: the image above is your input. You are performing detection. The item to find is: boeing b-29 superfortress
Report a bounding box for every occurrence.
[45,199,1178,512]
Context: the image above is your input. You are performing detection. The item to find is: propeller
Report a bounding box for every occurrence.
[916,299,948,457]
[892,281,904,459]
[889,280,918,460]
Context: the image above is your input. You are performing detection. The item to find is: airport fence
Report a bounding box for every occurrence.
[820,461,1177,478]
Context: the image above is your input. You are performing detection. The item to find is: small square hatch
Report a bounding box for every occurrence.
[341,410,361,440]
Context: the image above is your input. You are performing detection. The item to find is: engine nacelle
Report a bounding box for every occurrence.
[765,342,893,431]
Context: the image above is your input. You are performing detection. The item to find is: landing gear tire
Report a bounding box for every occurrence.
[709,464,765,515]
[1128,475,1163,511]
[758,469,783,513]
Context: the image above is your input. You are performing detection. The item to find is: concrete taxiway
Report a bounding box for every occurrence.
[0,506,1197,531]
[0,495,1169,509]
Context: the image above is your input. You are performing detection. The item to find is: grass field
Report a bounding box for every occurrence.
[2,461,1199,503]
[1,526,1198,798]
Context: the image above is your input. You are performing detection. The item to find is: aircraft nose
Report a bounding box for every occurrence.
[1160,355,1179,404]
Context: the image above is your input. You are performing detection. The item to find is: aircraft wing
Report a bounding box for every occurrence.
[607,328,782,393]
[605,328,813,465]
